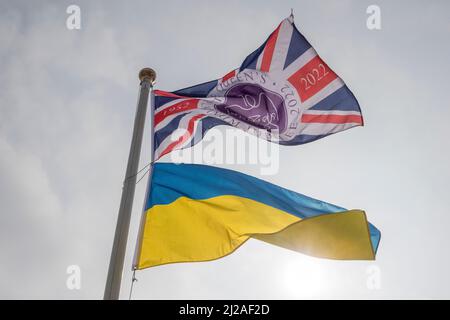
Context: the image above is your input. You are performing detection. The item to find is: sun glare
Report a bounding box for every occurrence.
[282,257,326,298]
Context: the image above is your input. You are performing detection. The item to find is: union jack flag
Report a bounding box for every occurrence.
[153,16,363,160]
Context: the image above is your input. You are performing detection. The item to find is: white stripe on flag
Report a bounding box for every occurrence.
[155,108,205,132]
[280,47,317,79]
[298,122,357,136]
[302,110,361,116]
[302,77,345,110]
[154,97,218,132]
[268,19,294,72]
[154,113,205,160]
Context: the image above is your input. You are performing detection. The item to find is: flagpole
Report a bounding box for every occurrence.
[131,83,155,271]
[104,68,156,300]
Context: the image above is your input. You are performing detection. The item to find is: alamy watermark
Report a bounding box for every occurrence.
[66,265,81,290]
[166,124,280,176]
[366,5,381,30]
[66,5,81,30]
[366,265,381,290]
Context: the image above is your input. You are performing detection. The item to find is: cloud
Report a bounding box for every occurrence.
[0,1,134,298]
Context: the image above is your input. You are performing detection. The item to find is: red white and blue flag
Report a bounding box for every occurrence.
[153,17,363,160]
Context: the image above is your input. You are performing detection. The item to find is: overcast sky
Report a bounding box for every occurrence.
[1,0,450,299]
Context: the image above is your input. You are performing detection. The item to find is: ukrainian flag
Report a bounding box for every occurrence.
[135,163,380,269]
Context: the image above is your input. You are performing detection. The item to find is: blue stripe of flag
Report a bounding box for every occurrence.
[309,86,361,112]
[283,23,312,70]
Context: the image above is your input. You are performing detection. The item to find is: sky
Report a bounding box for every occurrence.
[1,0,450,299]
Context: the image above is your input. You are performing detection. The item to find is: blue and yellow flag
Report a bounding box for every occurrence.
[135,163,380,269]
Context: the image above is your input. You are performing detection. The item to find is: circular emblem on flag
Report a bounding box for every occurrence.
[215,83,287,133]
[202,69,302,141]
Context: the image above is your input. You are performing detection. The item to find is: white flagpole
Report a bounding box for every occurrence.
[132,85,155,270]
[104,68,156,300]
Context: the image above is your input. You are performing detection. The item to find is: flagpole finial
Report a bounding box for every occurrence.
[290,8,294,21]
[139,68,156,85]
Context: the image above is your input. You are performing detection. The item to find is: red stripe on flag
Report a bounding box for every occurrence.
[154,99,199,126]
[221,70,236,82]
[159,114,206,158]
[301,114,363,124]
[154,90,185,98]
[260,24,281,72]
[288,56,338,102]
